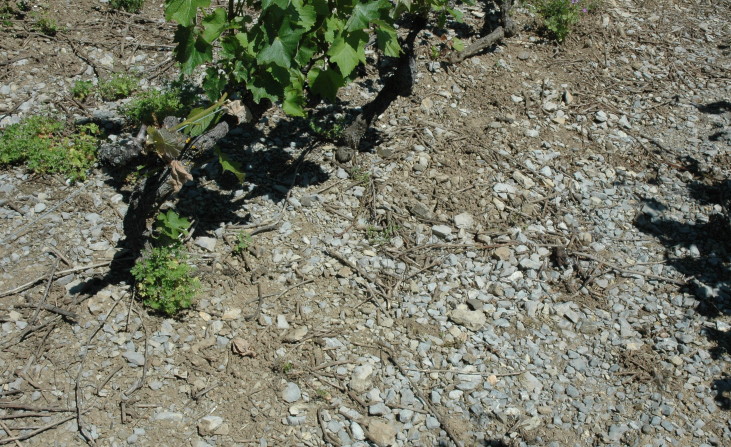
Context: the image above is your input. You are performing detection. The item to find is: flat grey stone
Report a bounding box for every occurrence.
[282,382,301,403]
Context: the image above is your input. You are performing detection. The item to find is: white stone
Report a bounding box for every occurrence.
[431,225,452,238]
[195,237,217,252]
[453,213,474,229]
[449,305,486,331]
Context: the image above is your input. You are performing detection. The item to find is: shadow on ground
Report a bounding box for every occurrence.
[634,142,731,411]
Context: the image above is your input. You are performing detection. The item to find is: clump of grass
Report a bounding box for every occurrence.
[110,0,144,13]
[98,74,139,101]
[121,87,190,125]
[0,116,100,182]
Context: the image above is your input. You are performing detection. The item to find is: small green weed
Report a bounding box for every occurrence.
[429,45,441,60]
[110,0,144,13]
[314,389,332,401]
[154,209,192,245]
[131,244,200,316]
[366,222,400,246]
[232,231,252,256]
[0,116,100,182]
[121,87,190,125]
[308,115,346,142]
[98,74,139,101]
[350,167,370,184]
[71,80,94,101]
[31,12,58,36]
[273,359,295,375]
[530,0,594,42]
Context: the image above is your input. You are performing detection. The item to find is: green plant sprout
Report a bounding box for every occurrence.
[31,12,58,36]
[366,222,400,246]
[71,80,94,101]
[154,209,192,245]
[110,0,144,13]
[350,167,371,184]
[232,231,252,256]
[131,245,200,316]
[98,74,139,101]
[530,0,594,42]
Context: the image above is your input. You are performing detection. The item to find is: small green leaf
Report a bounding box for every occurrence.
[294,40,317,67]
[323,16,344,44]
[165,0,210,27]
[201,8,227,44]
[257,37,292,67]
[452,37,464,52]
[215,147,245,182]
[256,18,303,68]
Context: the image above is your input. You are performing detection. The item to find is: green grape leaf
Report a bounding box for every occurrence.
[156,209,191,240]
[174,26,213,74]
[201,8,227,43]
[292,0,317,30]
[256,19,303,68]
[294,40,317,67]
[307,66,345,101]
[247,68,284,103]
[452,37,464,52]
[203,67,227,101]
[257,37,292,68]
[261,0,289,10]
[282,74,305,116]
[215,147,245,183]
[327,35,363,77]
[346,0,387,31]
[147,127,185,161]
[323,16,344,44]
[165,0,210,27]
[374,21,401,57]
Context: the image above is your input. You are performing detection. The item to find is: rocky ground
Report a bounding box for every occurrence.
[1,0,730,446]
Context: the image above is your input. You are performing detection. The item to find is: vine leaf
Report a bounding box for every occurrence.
[374,21,401,57]
[307,66,345,101]
[173,26,213,74]
[346,0,387,31]
[146,127,185,161]
[328,36,361,77]
[257,19,303,68]
[165,0,210,27]
[201,8,227,44]
[215,147,245,183]
[283,76,306,117]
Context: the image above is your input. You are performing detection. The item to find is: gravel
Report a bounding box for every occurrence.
[0,1,730,446]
